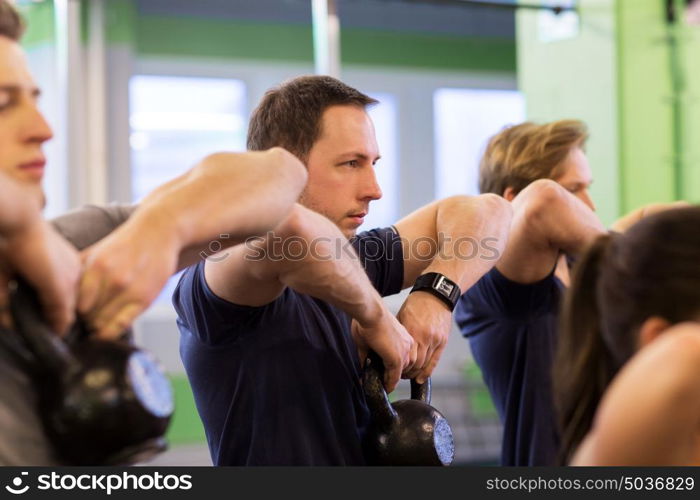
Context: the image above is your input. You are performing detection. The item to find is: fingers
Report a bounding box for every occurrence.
[403,340,424,379]
[383,359,402,393]
[94,302,142,340]
[77,263,102,315]
[416,341,446,384]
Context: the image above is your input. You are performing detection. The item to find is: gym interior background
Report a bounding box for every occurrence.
[16,0,700,465]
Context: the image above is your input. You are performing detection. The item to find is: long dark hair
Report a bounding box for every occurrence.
[554,206,700,464]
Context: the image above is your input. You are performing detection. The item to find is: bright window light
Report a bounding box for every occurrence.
[129,75,247,202]
[434,88,525,198]
[363,92,399,230]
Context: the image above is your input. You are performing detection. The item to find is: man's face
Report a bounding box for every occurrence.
[300,105,382,238]
[554,147,595,211]
[0,36,52,186]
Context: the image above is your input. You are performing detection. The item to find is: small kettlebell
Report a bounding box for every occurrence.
[5,278,174,465]
[363,352,455,466]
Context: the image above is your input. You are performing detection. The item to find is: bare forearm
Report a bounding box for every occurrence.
[129,148,307,266]
[270,206,384,327]
[497,180,605,284]
[522,180,605,255]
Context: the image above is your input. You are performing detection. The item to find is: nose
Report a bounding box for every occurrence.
[22,99,53,145]
[361,166,382,202]
[578,189,596,212]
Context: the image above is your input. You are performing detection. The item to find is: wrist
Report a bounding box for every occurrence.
[357,293,387,329]
[409,272,461,312]
[125,208,184,254]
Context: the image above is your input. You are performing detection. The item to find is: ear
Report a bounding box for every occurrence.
[637,316,672,349]
[503,187,517,202]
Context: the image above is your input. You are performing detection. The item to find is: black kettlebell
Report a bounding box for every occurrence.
[363,352,454,466]
[2,278,174,465]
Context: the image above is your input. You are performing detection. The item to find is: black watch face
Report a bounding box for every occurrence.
[435,276,454,296]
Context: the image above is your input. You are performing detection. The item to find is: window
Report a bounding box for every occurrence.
[362,92,399,230]
[129,75,247,304]
[434,88,525,198]
[129,75,247,201]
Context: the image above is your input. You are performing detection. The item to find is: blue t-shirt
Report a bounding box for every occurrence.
[172,227,404,465]
[454,266,563,466]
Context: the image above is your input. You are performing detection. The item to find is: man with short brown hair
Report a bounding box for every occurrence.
[174,75,513,465]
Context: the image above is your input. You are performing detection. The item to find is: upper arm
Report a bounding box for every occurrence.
[204,238,287,308]
[497,180,602,284]
[202,203,309,307]
[393,200,440,289]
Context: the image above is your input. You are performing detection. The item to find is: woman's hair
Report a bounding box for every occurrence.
[554,205,700,464]
[478,120,588,196]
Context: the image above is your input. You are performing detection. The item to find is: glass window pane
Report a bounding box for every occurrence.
[129,75,247,305]
[434,88,525,198]
[129,75,247,202]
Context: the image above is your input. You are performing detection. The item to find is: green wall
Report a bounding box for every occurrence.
[18,1,54,48]
[167,375,206,445]
[616,0,675,209]
[517,0,619,224]
[519,0,700,221]
[133,16,515,72]
[678,4,700,202]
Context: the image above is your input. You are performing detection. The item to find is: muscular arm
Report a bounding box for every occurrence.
[205,203,414,392]
[392,194,513,381]
[497,179,606,284]
[572,324,700,465]
[79,148,308,338]
[394,193,512,291]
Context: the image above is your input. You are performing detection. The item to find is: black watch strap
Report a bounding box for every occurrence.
[409,272,461,312]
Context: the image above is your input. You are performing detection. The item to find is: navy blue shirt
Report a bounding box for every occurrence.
[173,228,404,465]
[454,266,563,466]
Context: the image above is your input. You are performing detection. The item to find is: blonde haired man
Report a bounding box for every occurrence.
[455,120,681,465]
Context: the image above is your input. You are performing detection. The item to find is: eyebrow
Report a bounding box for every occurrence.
[564,180,593,188]
[0,85,41,97]
[336,152,382,163]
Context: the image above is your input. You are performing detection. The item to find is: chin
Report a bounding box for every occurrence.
[342,228,357,239]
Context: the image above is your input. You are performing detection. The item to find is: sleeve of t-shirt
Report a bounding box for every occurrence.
[173,260,290,346]
[50,204,137,250]
[352,227,404,297]
[456,266,561,329]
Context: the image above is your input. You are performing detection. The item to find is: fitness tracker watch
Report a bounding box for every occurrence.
[409,272,461,312]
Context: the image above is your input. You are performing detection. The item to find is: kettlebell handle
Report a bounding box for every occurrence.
[364,352,432,424]
[410,377,431,404]
[367,351,432,404]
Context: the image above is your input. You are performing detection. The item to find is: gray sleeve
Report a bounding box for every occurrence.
[50,204,138,250]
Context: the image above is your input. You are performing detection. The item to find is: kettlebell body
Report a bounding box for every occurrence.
[6,279,174,465]
[363,353,455,466]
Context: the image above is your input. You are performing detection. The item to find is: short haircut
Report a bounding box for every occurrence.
[247,75,377,162]
[0,0,24,41]
[479,120,589,195]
